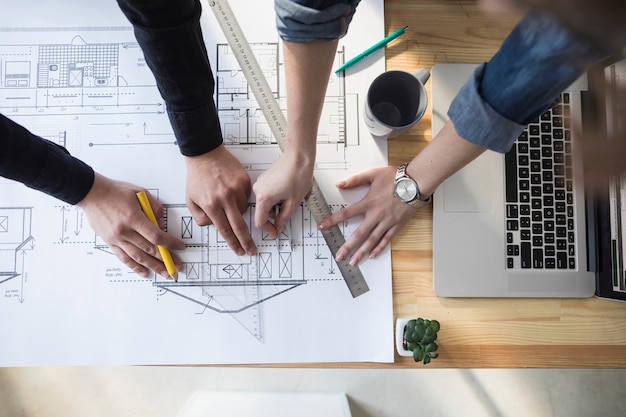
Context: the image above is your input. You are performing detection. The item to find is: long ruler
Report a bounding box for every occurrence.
[207,0,369,297]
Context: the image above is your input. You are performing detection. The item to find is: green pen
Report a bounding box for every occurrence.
[335,26,408,74]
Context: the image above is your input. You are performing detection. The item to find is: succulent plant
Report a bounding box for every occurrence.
[402,318,440,364]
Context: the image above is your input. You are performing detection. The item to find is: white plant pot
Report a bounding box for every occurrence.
[395,317,413,357]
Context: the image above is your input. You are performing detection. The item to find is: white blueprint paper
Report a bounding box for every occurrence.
[0,0,392,366]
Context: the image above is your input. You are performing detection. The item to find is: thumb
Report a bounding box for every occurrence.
[336,169,378,189]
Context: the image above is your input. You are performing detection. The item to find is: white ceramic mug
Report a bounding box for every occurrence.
[363,68,430,139]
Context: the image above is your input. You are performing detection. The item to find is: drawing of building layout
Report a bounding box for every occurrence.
[0,207,34,303]
[0,0,392,366]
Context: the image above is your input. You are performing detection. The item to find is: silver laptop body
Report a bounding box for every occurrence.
[431,64,596,297]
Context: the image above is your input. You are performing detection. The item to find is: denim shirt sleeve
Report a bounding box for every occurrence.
[274,0,360,42]
[448,11,603,153]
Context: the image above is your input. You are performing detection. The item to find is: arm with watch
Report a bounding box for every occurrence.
[318,120,485,266]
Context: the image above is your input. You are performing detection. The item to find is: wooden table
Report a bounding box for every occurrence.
[384,0,626,368]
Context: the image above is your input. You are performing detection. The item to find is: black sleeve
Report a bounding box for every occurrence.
[0,114,94,205]
[116,0,224,156]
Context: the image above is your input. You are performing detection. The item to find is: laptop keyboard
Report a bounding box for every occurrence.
[505,93,577,270]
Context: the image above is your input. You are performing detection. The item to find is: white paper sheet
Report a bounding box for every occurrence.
[0,0,392,365]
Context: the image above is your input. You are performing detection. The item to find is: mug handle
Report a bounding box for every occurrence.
[413,68,430,84]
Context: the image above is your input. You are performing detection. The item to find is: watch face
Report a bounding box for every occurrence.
[395,178,418,202]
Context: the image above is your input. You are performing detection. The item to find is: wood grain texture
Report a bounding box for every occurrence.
[385,1,626,368]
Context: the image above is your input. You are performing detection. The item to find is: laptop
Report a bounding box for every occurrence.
[431,61,626,299]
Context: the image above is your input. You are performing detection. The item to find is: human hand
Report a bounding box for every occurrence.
[317,166,418,265]
[184,145,257,256]
[252,148,314,239]
[77,173,186,278]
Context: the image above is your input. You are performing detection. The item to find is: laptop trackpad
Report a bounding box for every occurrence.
[442,153,499,213]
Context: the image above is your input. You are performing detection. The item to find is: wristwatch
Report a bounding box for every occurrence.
[393,163,431,209]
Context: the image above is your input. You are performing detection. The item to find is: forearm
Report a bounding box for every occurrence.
[406,119,486,198]
[448,11,605,154]
[0,114,94,204]
[282,39,338,161]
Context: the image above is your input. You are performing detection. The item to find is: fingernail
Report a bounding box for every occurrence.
[349,255,359,266]
[335,251,344,262]
[318,223,325,230]
[237,249,245,256]
[335,181,345,188]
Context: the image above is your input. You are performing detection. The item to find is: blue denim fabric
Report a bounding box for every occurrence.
[448,11,604,153]
[275,0,360,42]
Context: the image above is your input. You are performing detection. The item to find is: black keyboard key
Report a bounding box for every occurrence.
[520,180,530,191]
[521,243,532,268]
[519,155,529,166]
[554,140,564,152]
[506,204,519,218]
[505,147,518,202]
[533,249,544,268]
[553,128,564,140]
[530,125,540,136]
[507,245,520,256]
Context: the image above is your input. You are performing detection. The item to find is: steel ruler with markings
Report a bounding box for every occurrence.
[207,0,369,297]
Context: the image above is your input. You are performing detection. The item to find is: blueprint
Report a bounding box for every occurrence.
[0,0,393,366]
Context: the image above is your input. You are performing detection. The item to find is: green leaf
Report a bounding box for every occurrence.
[412,346,425,362]
[423,355,431,365]
[430,320,441,332]
[425,342,438,353]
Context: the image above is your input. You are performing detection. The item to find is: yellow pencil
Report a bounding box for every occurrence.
[136,191,178,281]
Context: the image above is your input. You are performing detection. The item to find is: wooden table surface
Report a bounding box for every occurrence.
[382,0,626,368]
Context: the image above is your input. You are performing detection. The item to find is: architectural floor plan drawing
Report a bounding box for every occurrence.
[0,207,35,304]
[0,0,392,366]
[154,202,354,343]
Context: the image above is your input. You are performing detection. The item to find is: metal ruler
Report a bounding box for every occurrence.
[207,0,369,298]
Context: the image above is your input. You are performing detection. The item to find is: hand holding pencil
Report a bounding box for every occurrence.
[136,191,180,281]
[77,174,185,279]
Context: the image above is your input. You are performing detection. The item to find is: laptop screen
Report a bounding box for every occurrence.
[586,55,626,301]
